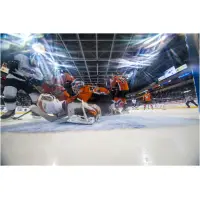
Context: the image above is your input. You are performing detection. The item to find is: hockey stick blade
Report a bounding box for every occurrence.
[12,110,31,120]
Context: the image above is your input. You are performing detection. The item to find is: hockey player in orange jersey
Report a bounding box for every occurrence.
[70,80,112,115]
[110,74,129,103]
[109,74,129,114]
[34,92,101,124]
[143,90,153,110]
[92,86,111,115]
[34,80,101,123]
[111,75,129,91]
[70,80,93,102]
[71,80,111,102]
[39,80,106,119]
[37,78,111,119]
[93,86,110,95]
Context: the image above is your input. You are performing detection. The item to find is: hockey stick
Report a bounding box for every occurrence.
[81,100,88,122]
[12,110,32,120]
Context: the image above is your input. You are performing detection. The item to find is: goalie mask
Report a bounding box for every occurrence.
[71,79,84,94]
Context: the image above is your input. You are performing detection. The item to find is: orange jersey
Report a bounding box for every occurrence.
[114,97,127,104]
[111,76,129,91]
[61,85,94,104]
[143,93,152,102]
[59,90,71,101]
[76,85,93,102]
[55,73,75,85]
[66,85,110,103]
[93,87,110,95]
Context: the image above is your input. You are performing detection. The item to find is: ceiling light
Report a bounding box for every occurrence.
[32,43,45,54]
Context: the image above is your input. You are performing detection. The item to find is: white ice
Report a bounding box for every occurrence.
[1,108,199,165]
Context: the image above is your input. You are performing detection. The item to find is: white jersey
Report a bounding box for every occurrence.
[7,53,43,81]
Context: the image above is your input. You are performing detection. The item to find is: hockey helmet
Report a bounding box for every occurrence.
[71,79,85,94]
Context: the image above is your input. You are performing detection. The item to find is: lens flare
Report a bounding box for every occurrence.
[32,43,45,54]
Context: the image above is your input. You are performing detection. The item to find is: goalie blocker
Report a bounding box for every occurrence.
[32,93,101,124]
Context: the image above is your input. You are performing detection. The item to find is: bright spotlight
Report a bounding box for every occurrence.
[8,33,33,47]
[32,43,45,54]
[18,33,33,46]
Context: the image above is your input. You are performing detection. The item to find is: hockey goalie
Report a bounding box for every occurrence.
[30,93,101,125]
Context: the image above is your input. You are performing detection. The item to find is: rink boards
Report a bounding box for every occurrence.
[0,106,30,115]
[0,102,197,115]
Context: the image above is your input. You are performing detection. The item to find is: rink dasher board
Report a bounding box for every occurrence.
[0,111,31,114]
[0,106,197,116]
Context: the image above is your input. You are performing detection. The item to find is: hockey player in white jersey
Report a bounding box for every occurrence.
[30,93,101,124]
[1,43,44,119]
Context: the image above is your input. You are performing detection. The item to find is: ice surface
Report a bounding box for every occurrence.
[1,109,199,133]
[1,108,199,165]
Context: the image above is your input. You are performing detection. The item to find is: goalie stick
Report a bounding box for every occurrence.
[79,99,88,122]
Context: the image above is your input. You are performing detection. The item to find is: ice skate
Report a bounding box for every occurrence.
[1,109,15,119]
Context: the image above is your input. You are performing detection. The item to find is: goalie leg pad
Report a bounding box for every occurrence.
[30,105,60,122]
[37,93,64,115]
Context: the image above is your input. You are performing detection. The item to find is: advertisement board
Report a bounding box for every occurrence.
[164,66,177,78]
[176,64,187,73]
[1,66,9,73]
[158,66,177,82]
[158,75,165,81]
[0,106,30,114]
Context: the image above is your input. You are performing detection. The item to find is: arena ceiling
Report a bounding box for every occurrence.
[1,33,189,92]
[47,34,189,91]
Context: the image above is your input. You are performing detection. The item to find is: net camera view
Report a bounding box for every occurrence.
[1,34,199,165]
